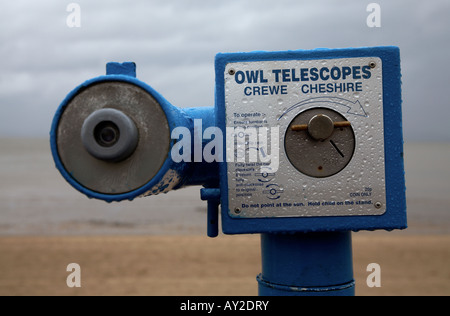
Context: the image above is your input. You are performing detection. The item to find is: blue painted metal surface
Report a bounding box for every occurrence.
[106,62,136,77]
[201,188,221,238]
[181,107,219,188]
[258,232,354,296]
[214,46,406,234]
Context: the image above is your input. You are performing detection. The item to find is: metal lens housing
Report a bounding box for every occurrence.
[54,80,171,196]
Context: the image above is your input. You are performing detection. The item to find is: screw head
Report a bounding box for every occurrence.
[374,201,382,209]
[369,61,376,69]
[234,207,241,214]
[228,68,236,75]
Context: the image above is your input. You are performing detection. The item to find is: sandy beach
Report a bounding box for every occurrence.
[0,233,448,296]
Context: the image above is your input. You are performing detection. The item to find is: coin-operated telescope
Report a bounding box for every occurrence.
[51,47,407,295]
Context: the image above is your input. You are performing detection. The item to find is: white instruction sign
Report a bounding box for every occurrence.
[225,57,386,218]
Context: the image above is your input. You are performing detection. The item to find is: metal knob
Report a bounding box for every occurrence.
[81,108,139,162]
[307,114,335,141]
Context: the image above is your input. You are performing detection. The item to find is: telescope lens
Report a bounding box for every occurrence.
[94,121,120,147]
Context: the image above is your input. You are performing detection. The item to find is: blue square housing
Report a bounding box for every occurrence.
[215,47,406,234]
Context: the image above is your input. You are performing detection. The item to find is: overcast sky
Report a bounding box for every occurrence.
[1,0,449,141]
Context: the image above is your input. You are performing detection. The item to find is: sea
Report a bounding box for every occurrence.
[0,139,449,236]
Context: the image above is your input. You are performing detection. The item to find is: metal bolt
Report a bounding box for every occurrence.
[374,201,382,209]
[234,207,241,214]
[369,61,376,69]
[307,114,335,141]
[228,68,236,75]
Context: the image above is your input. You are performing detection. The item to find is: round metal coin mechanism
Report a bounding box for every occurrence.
[56,81,171,195]
[285,108,355,178]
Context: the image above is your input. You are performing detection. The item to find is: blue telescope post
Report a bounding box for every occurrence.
[258,232,354,296]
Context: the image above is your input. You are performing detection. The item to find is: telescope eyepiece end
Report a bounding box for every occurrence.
[81,108,139,162]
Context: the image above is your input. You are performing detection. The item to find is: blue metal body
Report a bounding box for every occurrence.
[258,232,354,296]
[214,46,406,234]
[50,47,406,296]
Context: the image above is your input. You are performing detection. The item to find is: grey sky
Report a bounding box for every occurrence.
[1,0,449,141]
